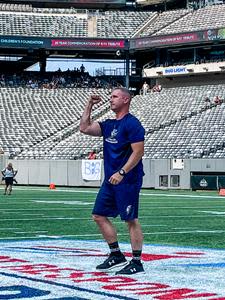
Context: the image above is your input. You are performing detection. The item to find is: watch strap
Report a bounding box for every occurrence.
[119,169,126,176]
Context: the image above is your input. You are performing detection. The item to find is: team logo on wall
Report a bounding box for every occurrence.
[200,178,208,187]
[0,239,225,299]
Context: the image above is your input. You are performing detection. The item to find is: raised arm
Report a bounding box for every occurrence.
[79,95,102,137]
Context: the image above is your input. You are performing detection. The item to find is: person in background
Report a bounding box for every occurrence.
[204,96,211,108]
[214,96,223,105]
[142,81,149,96]
[1,163,18,195]
[80,87,145,275]
[88,150,97,160]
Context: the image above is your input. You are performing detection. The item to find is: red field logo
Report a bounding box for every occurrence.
[0,240,225,299]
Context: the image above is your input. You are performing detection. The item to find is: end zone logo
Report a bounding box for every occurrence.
[0,240,225,299]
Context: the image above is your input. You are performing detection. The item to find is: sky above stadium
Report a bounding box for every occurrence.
[28,58,125,76]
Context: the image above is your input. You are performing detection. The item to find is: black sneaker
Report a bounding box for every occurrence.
[115,259,144,275]
[96,254,128,272]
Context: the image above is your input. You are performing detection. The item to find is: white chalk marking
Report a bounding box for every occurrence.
[199,210,225,215]
[33,200,92,205]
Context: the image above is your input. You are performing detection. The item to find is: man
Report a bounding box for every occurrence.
[80,87,145,275]
[142,81,149,96]
[2,163,18,195]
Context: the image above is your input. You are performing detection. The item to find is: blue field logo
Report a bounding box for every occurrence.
[0,239,225,299]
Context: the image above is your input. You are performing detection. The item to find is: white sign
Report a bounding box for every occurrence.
[82,159,102,181]
[172,158,184,170]
[163,66,188,75]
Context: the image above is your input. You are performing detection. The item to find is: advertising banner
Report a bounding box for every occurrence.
[51,38,126,49]
[191,175,217,190]
[163,66,188,75]
[0,36,46,48]
[130,28,225,50]
[0,36,127,50]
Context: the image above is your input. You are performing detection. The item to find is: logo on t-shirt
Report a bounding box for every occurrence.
[105,129,118,144]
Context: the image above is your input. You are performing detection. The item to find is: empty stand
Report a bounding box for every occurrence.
[139,9,189,37]
[0,11,88,38]
[1,4,225,39]
[96,10,155,38]
[0,87,110,159]
[153,4,225,36]
[2,84,224,160]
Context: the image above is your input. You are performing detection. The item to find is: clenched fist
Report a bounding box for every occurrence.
[89,94,101,105]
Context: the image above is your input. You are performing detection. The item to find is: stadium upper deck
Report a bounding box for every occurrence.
[0,3,224,39]
[1,1,225,160]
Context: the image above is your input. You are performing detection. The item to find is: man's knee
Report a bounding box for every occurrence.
[126,219,141,230]
[126,218,138,225]
[92,214,106,224]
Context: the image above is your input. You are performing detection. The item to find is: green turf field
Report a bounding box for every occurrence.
[1,186,225,249]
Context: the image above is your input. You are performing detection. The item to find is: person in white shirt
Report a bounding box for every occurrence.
[142,81,149,96]
[1,163,17,195]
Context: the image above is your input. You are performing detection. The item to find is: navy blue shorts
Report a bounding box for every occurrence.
[5,177,13,186]
[92,180,142,221]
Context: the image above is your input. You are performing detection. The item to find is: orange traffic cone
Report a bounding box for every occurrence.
[49,183,56,189]
[219,188,225,196]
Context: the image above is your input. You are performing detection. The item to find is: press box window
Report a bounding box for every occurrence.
[159,175,168,187]
[170,175,180,187]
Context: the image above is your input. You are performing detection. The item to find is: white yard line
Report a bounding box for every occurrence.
[4,186,222,199]
[0,217,90,221]
[198,210,225,215]
[140,205,225,208]
[0,228,19,231]
[1,228,225,240]
[0,208,87,211]
[140,215,225,218]
[14,231,48,234]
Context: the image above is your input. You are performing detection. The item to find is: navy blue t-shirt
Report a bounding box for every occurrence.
[99,113,145,184]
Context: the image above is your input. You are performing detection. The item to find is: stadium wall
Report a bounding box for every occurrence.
[6,158,225,189]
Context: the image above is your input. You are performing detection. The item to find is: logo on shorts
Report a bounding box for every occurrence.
[126,205,132,215]
[106,129,118,144]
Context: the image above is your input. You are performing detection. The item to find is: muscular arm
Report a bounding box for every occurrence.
[79,95,102,137]
[122,141,144,173]
[109,141,144,185]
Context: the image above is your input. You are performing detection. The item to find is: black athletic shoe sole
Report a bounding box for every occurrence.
[96,260,128,272]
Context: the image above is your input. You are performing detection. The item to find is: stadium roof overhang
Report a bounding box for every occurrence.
[2,0,128,9]
[1,27,225,52]
[1,27,225,69]
[137,0,176,5]
[130,28,225,50]
[0,37,130,67]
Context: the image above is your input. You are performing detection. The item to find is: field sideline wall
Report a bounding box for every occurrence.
[7,158,225,189]
[0,155,7,173]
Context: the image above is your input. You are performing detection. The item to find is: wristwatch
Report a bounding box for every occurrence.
[119,169,126,176]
